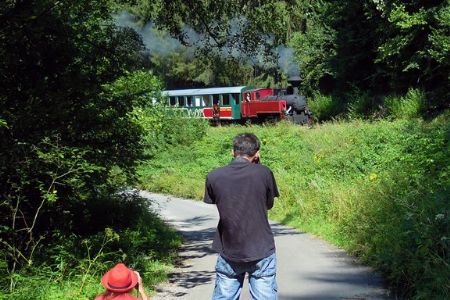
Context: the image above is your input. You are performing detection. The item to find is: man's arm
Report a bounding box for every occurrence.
[203,175,216,204]
[266,170,279,209]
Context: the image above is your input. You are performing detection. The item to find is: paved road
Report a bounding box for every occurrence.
[141,191,392,300]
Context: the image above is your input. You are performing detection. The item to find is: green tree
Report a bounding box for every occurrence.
[290,1,336,95]
[291,0,449,112]
[373,0,450,107]
[120,0,308,86]
[0,0,151,278]
[121,0,449,113]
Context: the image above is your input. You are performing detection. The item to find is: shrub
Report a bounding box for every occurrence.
[134,105,209,158]
[308,92,341,121]
[384,88,425,119]
[346,87,383,119]
[1,192,182,299]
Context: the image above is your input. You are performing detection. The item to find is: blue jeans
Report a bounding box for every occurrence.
[212,253,277,300]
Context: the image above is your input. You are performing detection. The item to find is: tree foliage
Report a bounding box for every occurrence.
[292,0,449,112]
[374,1,450,102]
[120,0,448,115]
[119,0,305,87]
[0,0,153,279]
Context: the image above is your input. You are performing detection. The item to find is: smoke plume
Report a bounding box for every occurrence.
[114,11,192,57]
[276,45,300,77]
[114,11,300,77]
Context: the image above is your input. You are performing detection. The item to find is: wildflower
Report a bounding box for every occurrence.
[313,154,321,163]
[369,173,378,181]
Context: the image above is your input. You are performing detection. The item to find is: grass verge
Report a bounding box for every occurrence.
[138,116,449,299]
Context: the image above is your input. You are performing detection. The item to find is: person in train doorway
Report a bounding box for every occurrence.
[204,133,279,300]
[213,102,220,125]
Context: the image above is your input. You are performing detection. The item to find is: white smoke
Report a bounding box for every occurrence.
[221,16,301,76]
[114,11,192,57]
[114,11,300,76]
[181,25,203,45]
[276,45,300,77]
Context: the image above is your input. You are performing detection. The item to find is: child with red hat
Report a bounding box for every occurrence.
[95,263,149,300]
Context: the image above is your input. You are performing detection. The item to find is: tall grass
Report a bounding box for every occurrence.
[384,89,425,119]
[138,116,449,299]
[308,92,341,121]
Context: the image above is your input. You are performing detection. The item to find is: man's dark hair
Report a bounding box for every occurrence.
[233,133,260,157]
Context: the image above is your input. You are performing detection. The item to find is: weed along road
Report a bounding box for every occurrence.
[141,191,392,300]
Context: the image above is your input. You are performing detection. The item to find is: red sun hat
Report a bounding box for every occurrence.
[101,263,138,293]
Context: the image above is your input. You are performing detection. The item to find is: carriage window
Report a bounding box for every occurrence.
[177,96,184,106]
[202,95,210,107]
[222,94,230,105]
[232,93,240,104]
[256,92,260,99]
[195,96,201,107]
[213,94,220,105]
[169,97,176,106]
[186,96,193,107]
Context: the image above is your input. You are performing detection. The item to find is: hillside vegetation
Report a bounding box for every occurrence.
[139,116,449,299]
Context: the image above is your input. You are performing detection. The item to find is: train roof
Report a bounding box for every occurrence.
[245,87,273,92]
[163,86,249,97]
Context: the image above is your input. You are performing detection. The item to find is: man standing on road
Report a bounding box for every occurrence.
[204,133,279,300]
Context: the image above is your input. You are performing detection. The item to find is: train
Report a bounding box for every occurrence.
[163,76,312,125]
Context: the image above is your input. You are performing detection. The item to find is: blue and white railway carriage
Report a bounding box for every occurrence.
[163,86,251,120]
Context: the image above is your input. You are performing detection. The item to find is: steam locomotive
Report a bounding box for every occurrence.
[163,76,312,125]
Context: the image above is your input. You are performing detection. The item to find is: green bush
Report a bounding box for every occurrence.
[346,87,383,119]
[136,106,209,194]
[1,193,182,299]
[384,88,425,119]
[0,60,199,298]
[308,92,341,121]
[0,1,158,289]
[138,117,450,299]
[133,104,209,158]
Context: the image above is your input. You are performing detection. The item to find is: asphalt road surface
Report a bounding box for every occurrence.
[141,191,392,300]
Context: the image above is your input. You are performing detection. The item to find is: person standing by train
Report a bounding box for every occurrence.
[204,133,279,300]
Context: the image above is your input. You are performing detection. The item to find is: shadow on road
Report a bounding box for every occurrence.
[167,269,216,290]
[271,223,304,236]
[178,215,216,226]
[277,295,370,300]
